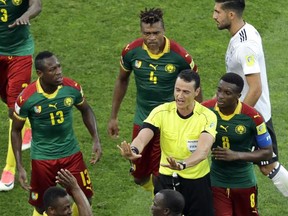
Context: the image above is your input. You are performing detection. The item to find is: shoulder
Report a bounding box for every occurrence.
[169,39,192,61]
[201,98,217,109]
[121,38,144,56]
[241,103,265,125]
[62,77,82,91]
[16,82,37,107]
[195,101,216,118]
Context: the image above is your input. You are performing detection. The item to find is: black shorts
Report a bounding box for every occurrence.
[154,173,214,216]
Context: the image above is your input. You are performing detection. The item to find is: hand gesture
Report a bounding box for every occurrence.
[108,118,119,138]
[8,14,30,28]
[212,146,238,161]
[161,156,183,170]
[55,169,78,190]
[117,141,142,161]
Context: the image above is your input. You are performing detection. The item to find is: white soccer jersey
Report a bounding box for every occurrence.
[225,23,271,121]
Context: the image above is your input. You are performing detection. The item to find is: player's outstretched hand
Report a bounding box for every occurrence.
[108,118,119,138]
[161,156,182,170]
[55,169,78,190]
[117,141,142,161]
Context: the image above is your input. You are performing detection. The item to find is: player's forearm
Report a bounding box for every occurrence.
[11,130,24,169]
[243,89,261,107]
[110,79,129,119]
[71,188,93,216]
[82,106,101,143]
[237,148,272,162]
[27,0,42,19]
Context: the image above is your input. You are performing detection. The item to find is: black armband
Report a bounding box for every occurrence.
[131,146,139,155]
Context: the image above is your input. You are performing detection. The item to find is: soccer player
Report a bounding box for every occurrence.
[11,51,102,216]
[118,70,217,216]
[43,169,93,216]
[202,73,273,216]
[151,189,185,216]
[0,0,42,191]
[212,0,288,197]
[108,8,200,191]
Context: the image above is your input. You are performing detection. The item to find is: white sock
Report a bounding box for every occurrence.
[269,162,288,197]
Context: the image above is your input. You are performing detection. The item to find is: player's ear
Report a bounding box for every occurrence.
[36,69,43,78]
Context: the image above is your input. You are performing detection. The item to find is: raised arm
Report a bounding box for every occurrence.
[118,128,154,161]
[56,169,93,216]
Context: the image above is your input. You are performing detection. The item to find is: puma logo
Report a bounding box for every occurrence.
[149,64,158,71]
[254,114,260,118]
[49,103,57,109]
[185,53,189,58]
[220,125,229,132]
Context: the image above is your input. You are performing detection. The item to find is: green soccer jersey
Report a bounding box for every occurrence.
[14,78,84,160]
[0,0,34,55]
[203,99,269,188]
[121,37,197,125]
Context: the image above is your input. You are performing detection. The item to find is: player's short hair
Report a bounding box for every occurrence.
[35,51,55,71]
[43,186,68,211]
[158,189,185,215]
[139,8,164,28]
[178,69,200,90]
[220,72,244,93]
[215,0,245,16]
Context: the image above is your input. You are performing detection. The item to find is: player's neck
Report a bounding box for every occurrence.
[219,104,237,116]
[229,19,245,36]
[40,79,58,94]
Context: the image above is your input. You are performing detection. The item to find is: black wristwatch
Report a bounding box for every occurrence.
[178,161,186,170]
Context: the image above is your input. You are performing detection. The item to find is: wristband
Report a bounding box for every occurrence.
[131,146,139,155]
[178,161,186,170]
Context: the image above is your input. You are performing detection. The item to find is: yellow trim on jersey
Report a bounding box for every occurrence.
[36,79,63,99]
[142,36,170,60]
[215,100,242,121]
[13,112,26,121]
[144,101,217,179]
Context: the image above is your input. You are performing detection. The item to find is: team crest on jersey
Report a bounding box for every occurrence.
[31,192,38,201]
[165,64,176,73]
[245,55,255,66]
[134,60,142,68]
[12,0,22,6]
[0,0,7,5]
[34,105,42,114]
[235,125,246,134]
[64,97,73,107]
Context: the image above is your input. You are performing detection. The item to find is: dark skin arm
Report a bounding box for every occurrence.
[56,169,93,216]
[8,0,42,28]
[108,67,131,138]
[212,145,273,162]
[11,114,30,191]
[76,99,102,164]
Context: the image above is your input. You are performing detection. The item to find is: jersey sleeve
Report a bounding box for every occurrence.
[14,92,29,121]
[237,41,261,75]
[62,78,84,105]
[143,104,164,129]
